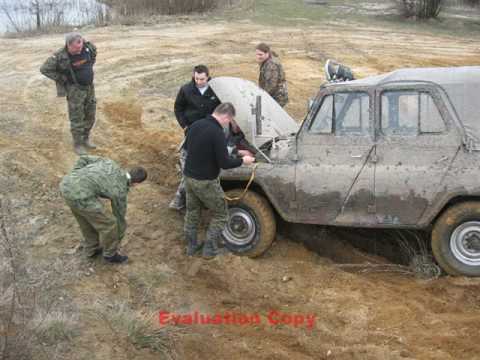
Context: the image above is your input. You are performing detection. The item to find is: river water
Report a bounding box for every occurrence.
[0,0,109,34]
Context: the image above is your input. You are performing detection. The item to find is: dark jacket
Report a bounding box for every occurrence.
[174,80,221,129]
[40,41,97,97]
[184,115,243,180]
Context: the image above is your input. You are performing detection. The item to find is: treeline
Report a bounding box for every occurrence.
[0,0,247,34]
[101,0,247,16]
[0,0,110,34]
[399,0,479,19]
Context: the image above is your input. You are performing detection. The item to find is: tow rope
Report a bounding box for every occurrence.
[224,163,259,202]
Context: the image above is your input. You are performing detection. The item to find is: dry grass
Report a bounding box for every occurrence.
[0,198,82,360]
[33,311,79,345]
[91,300,179,358]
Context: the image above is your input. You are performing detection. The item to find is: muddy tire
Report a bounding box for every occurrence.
[222,190,276,258]
[432,202,480,276]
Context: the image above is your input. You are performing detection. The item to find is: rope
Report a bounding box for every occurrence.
[224,163,259,202]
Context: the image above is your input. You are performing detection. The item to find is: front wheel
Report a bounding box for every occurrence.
[432,202,480,276]
[223,190,276,258]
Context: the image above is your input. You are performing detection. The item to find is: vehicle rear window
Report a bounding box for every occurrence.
[381,91,445,136]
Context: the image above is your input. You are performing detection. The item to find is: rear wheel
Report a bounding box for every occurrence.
[223,190,276,258]
[432,202,480,276]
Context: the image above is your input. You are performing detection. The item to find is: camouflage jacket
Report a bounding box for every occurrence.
[259,56,288,107]
[60,156,129,236]
[40,41,97,97]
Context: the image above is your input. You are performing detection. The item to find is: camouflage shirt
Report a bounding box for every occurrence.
[40,41,97,96]
[259,56,289,107]
[60,156,129,233]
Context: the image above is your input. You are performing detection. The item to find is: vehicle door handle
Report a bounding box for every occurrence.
[351,154,362,158]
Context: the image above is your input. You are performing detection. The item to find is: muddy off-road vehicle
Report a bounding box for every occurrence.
[209,64,480,277]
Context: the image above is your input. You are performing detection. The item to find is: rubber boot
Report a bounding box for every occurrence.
[202,233,225,260]
[186,232,202,257]
[169,191,186,210]
[83,134,97,150]
[73,136,87,155]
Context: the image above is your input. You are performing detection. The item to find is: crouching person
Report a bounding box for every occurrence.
[60,155,147,263]
[183,103,255,259]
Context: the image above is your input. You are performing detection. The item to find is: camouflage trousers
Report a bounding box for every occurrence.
[64,197,122,258]
[66,84,96,142]
[184,176,228,244]
[173,148,188,200]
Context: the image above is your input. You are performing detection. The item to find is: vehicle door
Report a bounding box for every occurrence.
[295,88,377,225]
[374,84,462,225]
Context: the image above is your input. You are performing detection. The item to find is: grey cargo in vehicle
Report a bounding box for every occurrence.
[210,66,480,277]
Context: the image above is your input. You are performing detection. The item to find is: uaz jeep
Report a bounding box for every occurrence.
[210,64,480,277]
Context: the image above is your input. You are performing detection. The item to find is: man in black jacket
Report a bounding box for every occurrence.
[170,65,221,210]
[184,103,255,259]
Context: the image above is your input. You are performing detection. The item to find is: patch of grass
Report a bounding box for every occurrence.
[33,311,79,345]
[251,0,335,25]
[93,300,178,357]
[246,0,480,37]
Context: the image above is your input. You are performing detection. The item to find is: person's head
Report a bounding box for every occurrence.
[65,32,84,55]
[193,64,210,88]
[213,103,236,127]
[230,118,241,133]
[255,43,271,64]
[128,167,148,186]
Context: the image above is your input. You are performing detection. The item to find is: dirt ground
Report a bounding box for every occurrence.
[1,16,480,360]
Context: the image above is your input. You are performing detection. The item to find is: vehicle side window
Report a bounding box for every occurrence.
[420,93,446,133]
[309,95,333,134]
[381,91,445,136]
[309,92,369,135]
[335,92,369,135]
[381,91,418,136]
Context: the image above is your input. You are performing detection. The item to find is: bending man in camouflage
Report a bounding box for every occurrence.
[183,103,255,259]
[60,156,147,264]
[40,32,97,155]
[255,43,289,107]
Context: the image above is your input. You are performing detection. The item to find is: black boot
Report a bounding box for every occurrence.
[104,253,128,264]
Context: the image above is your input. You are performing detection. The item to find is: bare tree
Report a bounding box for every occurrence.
[400,0,444,18]
[0,1,21,32]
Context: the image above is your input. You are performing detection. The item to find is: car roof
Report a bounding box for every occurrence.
[327,66,480,145]
[334,66,480,87]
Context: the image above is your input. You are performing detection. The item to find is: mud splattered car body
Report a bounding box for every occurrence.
[210,67,480,276]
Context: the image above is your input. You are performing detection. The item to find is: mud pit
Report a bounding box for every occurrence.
[1,18,480,360]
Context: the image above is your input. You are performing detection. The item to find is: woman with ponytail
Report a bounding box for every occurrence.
[255,43,289,107]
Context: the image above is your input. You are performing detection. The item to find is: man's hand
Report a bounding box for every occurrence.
[242,155,255,165]
[238,150,254,158]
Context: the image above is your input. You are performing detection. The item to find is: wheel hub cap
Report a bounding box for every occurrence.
[450,221,480,266]
[222,207,256,246]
